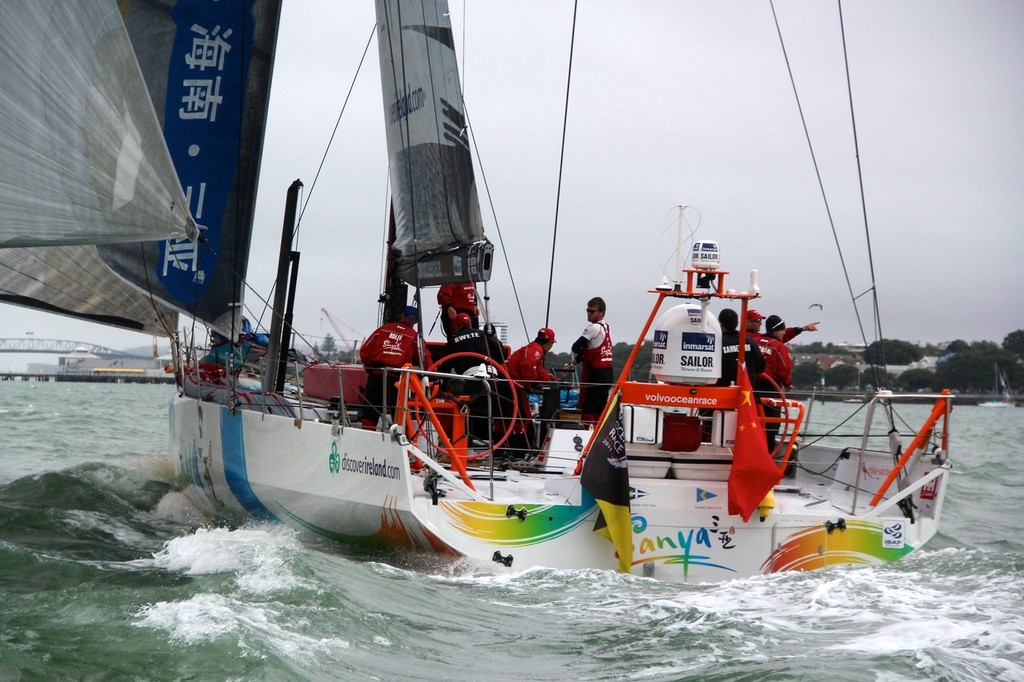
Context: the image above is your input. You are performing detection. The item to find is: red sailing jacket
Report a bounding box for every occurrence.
[507,341,555,389]
[437,283,477,313]
[359,321,427,369]
[757,335,793,390]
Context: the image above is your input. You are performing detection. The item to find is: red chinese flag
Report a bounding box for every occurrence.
[728,362,782,521]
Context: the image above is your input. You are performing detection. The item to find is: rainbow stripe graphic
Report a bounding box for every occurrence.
[763,519,914,573]
[441,501,596,546]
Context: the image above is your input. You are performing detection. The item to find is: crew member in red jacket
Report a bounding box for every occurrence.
[437,282,479,339]
[505,328,557,456]
[507,328,556,391]
[756,314,794,453]
[358,306,428,430]
[746,309,766,342]
[570,297,613,426]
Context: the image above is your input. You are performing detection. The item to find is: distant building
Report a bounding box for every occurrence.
[491,322,508,345]
[56,348,169,379]
[793,354,857,371]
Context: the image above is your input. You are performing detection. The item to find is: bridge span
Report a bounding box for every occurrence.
[0,339,150,358]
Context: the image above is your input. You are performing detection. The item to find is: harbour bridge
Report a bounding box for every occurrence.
[0,338,150,359]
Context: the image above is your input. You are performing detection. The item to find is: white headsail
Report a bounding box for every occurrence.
[0,1,194,247]
[0,1,281,336]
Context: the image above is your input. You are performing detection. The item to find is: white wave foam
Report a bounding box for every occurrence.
[131,525,313,596]
[152,490,207,526]
[63,509,152,548]
[134,592,351,659]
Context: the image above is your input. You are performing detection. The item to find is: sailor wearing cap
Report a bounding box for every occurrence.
[507,328,557,392]
[358,305,428,430]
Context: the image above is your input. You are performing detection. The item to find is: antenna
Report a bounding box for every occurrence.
[674,205,687,289]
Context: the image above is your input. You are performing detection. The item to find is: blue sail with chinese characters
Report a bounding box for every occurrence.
[103,0,282,334]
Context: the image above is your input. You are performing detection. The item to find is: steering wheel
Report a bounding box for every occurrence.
[423,351,520,460]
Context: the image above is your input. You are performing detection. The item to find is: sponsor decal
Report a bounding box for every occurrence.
[340,453,402,480]
[629,487,648,501]
[642,393,720,407]
[697,488,717,502]
[882,520,905,549]
[680,332,716,352]
[329,442,340,474]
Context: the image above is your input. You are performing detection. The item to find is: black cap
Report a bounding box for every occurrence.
[765,315,785,333]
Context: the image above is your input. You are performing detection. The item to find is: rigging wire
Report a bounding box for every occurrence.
[769,0,889,387]
[295,25,376,232]
[463,105,528,336]
[544,0,579,328]
[455,2,528,337]
[203,25,375,357]
[836,1,889,385]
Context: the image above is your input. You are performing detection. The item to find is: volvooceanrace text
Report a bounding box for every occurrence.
[643,394,719,406]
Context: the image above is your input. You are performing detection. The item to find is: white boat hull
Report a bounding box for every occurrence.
[169,393,951,583]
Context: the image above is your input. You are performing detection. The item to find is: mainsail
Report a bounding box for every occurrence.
[376,0,492,288]
[0,0,281,336]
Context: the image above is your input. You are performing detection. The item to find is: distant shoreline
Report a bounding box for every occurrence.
[0,373,173,385]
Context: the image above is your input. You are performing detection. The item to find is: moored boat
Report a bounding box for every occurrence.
[978,365,1015,408]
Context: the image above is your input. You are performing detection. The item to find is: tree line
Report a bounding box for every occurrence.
[312,329,1024,395]
[543,330,1024,394]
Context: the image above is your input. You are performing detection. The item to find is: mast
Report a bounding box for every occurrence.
[264,179,302,394]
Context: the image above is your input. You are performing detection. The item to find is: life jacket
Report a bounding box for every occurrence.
[583,321,613,369]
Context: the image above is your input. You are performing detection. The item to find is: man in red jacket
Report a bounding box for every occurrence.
[507,328,556,391]
[746,308,766,341]
[437,282,479,339]
[756,314,794,453]
[358,306,428,430]
[500,328,557,459]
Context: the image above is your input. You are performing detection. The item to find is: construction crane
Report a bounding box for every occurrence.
[320,308,359,360]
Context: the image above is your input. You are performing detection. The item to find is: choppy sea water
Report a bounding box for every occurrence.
[1,381,1022,681]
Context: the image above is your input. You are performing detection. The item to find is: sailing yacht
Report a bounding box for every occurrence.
[0,1,957,583]
[978,365,1015,408]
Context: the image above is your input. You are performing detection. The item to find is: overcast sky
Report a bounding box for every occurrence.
[3,0,1022,372]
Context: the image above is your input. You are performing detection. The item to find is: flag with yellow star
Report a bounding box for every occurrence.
[728,362,782,521]
[581,391,632,573]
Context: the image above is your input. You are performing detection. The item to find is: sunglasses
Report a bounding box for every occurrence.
[586,308,598,313]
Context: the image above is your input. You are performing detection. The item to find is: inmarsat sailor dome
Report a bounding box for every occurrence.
[691,240,720,270]
[650,302,722,385]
